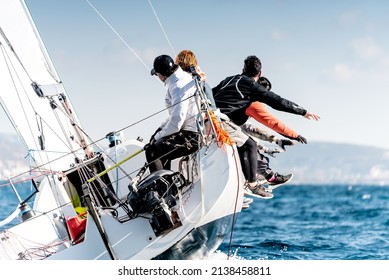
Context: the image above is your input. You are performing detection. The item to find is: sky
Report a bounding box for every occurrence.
[2,0,389,150]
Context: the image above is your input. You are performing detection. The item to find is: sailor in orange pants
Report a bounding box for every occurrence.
[241,77,311,185]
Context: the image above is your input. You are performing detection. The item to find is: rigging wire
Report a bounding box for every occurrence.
[1,23,85,166]
[3,0,200,179]
[147,0,176,56]
[0,27,34,82]
[1,39,81,168]
[0,43,45,167]
[85,0,176,71]
[1,93,189,186]
[85,0,150,71]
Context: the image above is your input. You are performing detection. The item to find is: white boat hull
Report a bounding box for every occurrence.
[0,141,245,260]
[49,142,244,260]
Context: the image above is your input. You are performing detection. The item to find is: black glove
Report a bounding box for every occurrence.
[275,139,294,150]
[149,127,162,143]
[296,134,307,144]
[279,133,308,145]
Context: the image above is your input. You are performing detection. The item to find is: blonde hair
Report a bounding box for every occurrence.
[175,50,198,72]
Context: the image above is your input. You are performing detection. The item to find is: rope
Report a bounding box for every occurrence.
[87,147,145,183]
[226,146,242,260]
[177,152,204,225]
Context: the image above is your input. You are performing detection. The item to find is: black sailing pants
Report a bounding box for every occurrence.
[145,130,199,173]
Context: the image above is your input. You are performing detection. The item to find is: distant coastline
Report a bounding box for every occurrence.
[1,133,389,185]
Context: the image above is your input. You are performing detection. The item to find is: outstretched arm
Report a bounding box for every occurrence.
[245,101,309,146]
[256,76,320,122]
[245,101,299,139]
[250,136,283,158]
[241,122,275,142]
[241,122,294,151]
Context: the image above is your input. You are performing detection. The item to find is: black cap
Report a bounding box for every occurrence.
[151,55,175,76]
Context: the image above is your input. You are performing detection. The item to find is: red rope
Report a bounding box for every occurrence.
[226,145,242,260]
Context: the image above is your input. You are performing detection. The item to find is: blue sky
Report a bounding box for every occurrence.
[2,0,389,150]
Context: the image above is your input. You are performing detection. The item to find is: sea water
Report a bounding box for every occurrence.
[219,184,389,260]
[1,182,388,260]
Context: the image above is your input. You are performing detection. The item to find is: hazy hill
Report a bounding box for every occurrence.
[269,141,389,185]
[1,132,389,185]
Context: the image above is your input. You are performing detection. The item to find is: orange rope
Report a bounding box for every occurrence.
[208,111,233,146]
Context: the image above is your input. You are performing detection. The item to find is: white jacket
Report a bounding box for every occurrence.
[154,67,199,141]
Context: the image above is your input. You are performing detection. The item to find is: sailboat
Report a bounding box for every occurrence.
[0,0,245,260]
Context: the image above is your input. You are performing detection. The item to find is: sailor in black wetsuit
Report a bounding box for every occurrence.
[212,55,319,198]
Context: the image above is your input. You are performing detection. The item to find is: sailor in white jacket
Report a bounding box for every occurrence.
[146,55,199,173]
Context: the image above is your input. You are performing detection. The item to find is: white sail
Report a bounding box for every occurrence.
[0,0,87,171]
